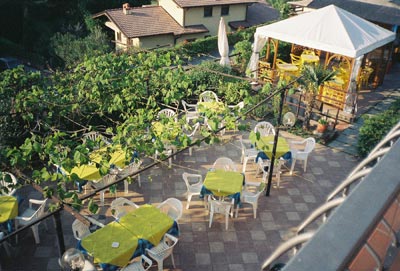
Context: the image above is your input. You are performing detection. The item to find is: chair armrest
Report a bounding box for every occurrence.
[29,199,47,208]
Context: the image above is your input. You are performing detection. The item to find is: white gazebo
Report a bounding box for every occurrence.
[248,5,396,112]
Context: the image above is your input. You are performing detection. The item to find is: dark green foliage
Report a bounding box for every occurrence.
[357,99,400,157]
[232,40,253,73]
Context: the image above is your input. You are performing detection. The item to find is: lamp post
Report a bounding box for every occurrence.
[266,87,286,196]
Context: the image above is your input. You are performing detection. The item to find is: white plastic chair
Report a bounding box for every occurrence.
[289,137,316,175]
[119,160,143,191]
[82,131,110,146]
[15,199,48,244]
[240,137,259,173]
[0,172,18,196]
[212,157,237,172]
[199,90,219,102]
[208,195,235,230]
[121,255,153,271]
[157,109,176,120]
[157,198,183,221]
[256,158,285,188]
[182,172,203,209]
[90,173,117,206]
[72,219,91,241]
[236,182,266,219]
[110,197,139,220]
[183,122,201,156]
[182,100,199,124]
[228,101,245,111]
[145,233,178,271]
[254,121,276,137]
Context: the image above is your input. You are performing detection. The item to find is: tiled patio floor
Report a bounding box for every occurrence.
[0,127,359,271]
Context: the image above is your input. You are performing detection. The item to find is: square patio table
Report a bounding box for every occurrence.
[250,135,290,159]
[200,169,244,204]
[0,196,18,223]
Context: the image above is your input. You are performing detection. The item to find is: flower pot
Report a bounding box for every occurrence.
[316,123,328,133]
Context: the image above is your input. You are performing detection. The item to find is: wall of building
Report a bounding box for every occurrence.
[139,34,175,49]
[184,4,247,36]
[175,33,209,44]
[159,0,185,26]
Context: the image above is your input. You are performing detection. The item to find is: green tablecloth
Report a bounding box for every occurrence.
[81,205,173,267]
[81,221,138,267]
[251,135,290,159]
[203,170,243,197]
[68,145,127,181]
[0,196,18,223]
[197,101,226,114]
[118,204,174,246]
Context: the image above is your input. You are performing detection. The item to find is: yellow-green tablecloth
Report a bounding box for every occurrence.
[118,204,174,246]
[152,121,181,141]
[68,145,127,181]
[197,101,226,114]
[0,196,18,223]
[251,135,290,159]
[81,205,174,267]
[203,170,243,197]
[81,221,139,267]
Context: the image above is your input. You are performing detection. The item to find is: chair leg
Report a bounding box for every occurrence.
[186,194,192,209]
[189,147,192,156]
[242,157,249,173]
[252,203,257,219]
[290,159,297,175]
[157,259,163,271]
[209,212,214,228]
[100,191,105,206]
[225,212,229,230]
[137,174,141,187]
[124,180,129,194]
[31,225,40,244]
[277,171,281,188]
[171,253,176,268]
[304,158,308,172]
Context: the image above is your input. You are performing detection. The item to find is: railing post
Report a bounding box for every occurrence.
[53,210,65,258]
[266,88,286,196]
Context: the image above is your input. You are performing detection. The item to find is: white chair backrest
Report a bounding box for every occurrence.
[83,131,100,141]
[304,137,316,153]
[0,172,18,196]
[258,159,284,175]
[208,195,234,214]
[72,219,91,240]
[110,197,139,219]
[125,160,142,176]
[182,172,202,189]
[100,173,117,186]
[254,121,276,137]
[157,198,183,221]
[182,100,197,112]
[212,157,237,172]
[157,109,176,119]
[199,91,218,102]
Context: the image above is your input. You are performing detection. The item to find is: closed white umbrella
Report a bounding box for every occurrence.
[218,17,230,67]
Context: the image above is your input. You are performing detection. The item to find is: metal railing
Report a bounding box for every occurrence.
[261,121,400,271]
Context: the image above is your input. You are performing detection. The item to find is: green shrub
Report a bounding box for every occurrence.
[357,99,400,157]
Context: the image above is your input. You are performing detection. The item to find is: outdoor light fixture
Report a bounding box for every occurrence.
[60,248,87,271]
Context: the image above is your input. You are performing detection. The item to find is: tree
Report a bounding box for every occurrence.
[298,64,336,131]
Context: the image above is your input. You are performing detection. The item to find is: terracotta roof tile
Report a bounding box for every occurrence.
[103,6,208,38]
[173,0,257,8]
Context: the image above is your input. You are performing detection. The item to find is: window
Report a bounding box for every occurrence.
[116,32,121,41]
[221,5,229,16]
[204,6,212,17]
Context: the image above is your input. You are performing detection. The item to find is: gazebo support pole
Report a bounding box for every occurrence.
[272,39,279,69]
[266,38,271,62]
[266,88,286,196]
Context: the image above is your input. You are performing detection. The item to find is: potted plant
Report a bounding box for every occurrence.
[317,118,328,133]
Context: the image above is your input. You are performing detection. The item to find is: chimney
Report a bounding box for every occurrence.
[123,3,131,15]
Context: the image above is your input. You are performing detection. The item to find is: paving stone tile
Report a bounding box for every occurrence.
[241,252,259,264]
[222,231,238,242]
[287,188,300,195]
[250,230,267,241]
[303,195,317,203]
[229,264,245,271]
[210,242,225,253]
[313,155,327,162]
[34,247,53,257]
[311,167,324,175]
[286,212,301,221]
[294,203,309,212]
[196,253,211,265]
[278,195,293,204]
[259,211,274,221]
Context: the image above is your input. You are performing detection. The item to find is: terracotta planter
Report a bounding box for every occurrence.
[316,123,328,133]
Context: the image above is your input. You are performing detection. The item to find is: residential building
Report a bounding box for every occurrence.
[94,0,279,51]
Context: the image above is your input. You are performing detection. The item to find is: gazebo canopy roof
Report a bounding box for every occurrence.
[254,5,396,58]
